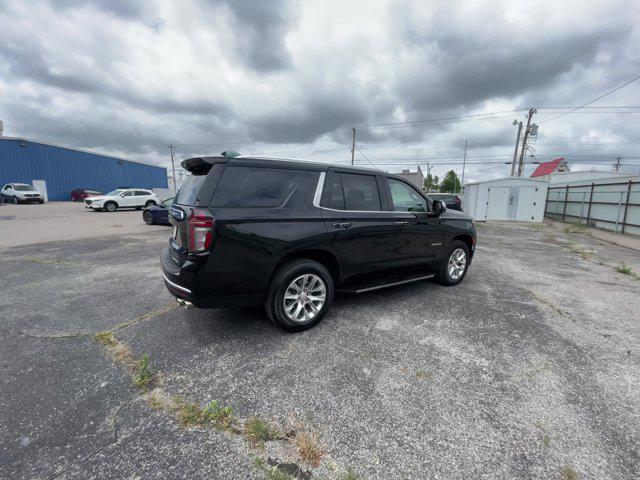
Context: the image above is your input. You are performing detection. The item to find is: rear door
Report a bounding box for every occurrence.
[134,190,151,206]
[320,170,400,278]
[384,177,443,268]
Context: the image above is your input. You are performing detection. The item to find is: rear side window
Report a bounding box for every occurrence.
[212,166,304,207]
[175,175,207,205]
[321,173,346,210]
[340,173,381,211]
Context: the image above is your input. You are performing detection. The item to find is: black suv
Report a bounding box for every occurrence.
[161,156,476,331]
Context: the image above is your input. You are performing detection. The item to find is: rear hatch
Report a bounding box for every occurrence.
[165,157,227,270]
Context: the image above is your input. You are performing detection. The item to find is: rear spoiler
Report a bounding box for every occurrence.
[181,157,229,175]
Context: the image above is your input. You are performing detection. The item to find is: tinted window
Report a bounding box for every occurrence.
[212,166,304,207]
[123,191,134,197]
[340,173,381,211]
[175,175,207,205]
[321,173,345,210]
[134,190,150,196]
[388,178,427,212]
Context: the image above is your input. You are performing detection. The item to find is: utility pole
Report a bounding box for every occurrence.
[350,127,356,165]
[461,139,468,188]
[511,120,523,176]
[167,144,177,193]
[425,163,432,192]
[615,156,621,172]
[517,108,537,177]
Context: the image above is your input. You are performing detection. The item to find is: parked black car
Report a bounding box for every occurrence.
[161,157,476,331]
[143,197,174,225]
[428,193,463,211]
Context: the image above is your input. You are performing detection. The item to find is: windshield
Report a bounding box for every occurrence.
[105,189,126,196]
[14,185,36,191]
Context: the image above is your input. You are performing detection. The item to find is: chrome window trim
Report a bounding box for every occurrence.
[312,171,410,215]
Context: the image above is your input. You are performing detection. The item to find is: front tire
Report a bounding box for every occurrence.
[104,201,117,212]
[143,211,155,225]
[265,259,334,332]
[436,240,470,286]
[13,196,19,204]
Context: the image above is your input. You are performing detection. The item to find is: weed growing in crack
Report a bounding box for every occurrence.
[340,468,359,480]
[175,401,204,426]
[203,400,234,430]
[245,416,281,446]
[133,353,153,390]
[253,458,295,480]
[616,264,632,275]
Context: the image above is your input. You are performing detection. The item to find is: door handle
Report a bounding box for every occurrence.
[394,221,409,226]
[333,222,352,229]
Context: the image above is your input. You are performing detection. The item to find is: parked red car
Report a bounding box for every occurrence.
[71,188,102,201]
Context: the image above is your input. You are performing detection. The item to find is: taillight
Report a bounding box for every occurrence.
[187,208,215,253]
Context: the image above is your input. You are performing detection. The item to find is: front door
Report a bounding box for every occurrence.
[385,177,443,269]
[119,190,136,207]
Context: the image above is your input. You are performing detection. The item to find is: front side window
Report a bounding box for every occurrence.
[388,178,427,212]
[212,166,304,207]
[122,191,134,197]
[340,173,381,211]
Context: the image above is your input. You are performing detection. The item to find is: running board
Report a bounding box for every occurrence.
[337,273,435,294]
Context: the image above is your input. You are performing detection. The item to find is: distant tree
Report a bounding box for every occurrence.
[440,170,461,193]
[423,173,439,192]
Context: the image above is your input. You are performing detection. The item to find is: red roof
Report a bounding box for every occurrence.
[531,157,564,177]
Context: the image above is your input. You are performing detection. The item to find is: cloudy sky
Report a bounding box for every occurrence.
[1,0,640,182]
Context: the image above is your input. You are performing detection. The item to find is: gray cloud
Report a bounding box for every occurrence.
[202,0,295,72]
[0,0,639,180]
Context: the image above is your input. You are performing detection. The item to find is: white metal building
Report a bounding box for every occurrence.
[463,177,548,222]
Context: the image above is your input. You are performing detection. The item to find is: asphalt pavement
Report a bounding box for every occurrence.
[1,207,638,479]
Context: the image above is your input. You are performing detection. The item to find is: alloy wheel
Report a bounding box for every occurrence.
[447,248,467,280]
[283,274,326,323]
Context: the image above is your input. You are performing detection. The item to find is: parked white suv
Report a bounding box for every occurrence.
[1,183,45,204]
[84,188,160,212]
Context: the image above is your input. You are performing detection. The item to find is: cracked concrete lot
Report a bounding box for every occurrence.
[1,205,639,479]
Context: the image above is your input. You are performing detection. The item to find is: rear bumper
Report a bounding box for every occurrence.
[160,248,263,308]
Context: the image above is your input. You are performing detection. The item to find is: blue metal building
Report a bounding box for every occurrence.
[0,137,168,201]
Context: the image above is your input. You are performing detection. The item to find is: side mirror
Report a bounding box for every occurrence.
[432,199,446,216]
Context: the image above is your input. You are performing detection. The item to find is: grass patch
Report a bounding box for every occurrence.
[245,416,281,446]
[561,466,579,480]
[133,353,153,390]
[616,264,632,275]
[294,430,324,467]
[567,242,591,259]
[542,434,551,448]
[94,331,117,347]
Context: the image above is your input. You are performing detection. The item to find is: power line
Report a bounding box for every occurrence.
[354,144,379,169]
[539,73,640,124]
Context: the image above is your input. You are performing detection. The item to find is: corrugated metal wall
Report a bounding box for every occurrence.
[463,178,548,222]
[0,138,168,201]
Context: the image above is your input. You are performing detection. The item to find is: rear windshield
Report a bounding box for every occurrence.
[175,175,207,205]
[211,166,304,207]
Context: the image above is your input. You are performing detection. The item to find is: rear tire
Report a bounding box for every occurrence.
[265,259,334,332]
[143,211,154,225]
[436,240,470,286]
[104,201,117,212]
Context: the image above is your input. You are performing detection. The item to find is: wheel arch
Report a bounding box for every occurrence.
[271,249,341,286]
[451,233,475,258]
